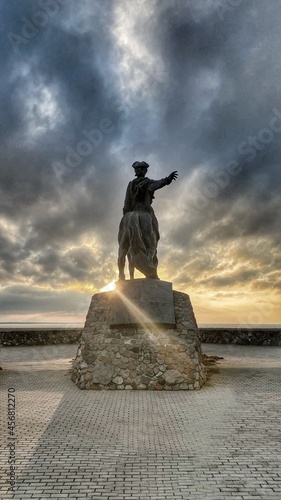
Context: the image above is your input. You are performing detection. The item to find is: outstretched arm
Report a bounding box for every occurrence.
[147,171,178,192]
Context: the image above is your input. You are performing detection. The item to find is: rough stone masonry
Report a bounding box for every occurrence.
[72,282,207,390]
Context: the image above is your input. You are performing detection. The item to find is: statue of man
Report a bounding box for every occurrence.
[123,161,178,240]
[118,161,178,280]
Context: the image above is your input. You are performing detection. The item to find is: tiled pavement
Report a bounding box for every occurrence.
[0,343,280,500]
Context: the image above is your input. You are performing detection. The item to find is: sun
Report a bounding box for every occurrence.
[100,281,116,292]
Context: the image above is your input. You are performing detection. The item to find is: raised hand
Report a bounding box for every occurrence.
[166,171,178,185]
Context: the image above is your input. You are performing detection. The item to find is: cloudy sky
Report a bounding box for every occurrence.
[1,0,281,326]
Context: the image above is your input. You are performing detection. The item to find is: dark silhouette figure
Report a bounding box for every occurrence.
[118,161,177,280]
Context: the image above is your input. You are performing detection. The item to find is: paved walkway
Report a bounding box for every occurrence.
[0,343,280,500]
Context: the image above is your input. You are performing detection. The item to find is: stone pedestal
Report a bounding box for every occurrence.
[72,280,207,390]
[110,279,176,327]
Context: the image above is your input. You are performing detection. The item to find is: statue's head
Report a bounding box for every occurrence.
[132,161,149,177]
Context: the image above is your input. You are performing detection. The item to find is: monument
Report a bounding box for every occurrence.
[72,162,207,390]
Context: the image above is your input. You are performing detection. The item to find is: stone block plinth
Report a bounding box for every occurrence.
[110,279,175,327]
[72,281,207,390]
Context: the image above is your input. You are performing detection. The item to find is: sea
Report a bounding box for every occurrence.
[0,322,280,329]
[0,322,84,329]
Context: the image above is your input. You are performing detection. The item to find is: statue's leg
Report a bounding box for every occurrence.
[118,239,128,280]
[153,249,159,271]
[118,217,127,280]
[142,226,159,278]
[153,253,158,267]
[118,254,126,280]
[128,250,134,280]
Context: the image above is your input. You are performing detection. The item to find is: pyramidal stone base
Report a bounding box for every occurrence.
[72,280,207,390]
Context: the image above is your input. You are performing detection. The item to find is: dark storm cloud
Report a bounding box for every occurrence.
[1,0,122,186]
[0,230,22,276]
[0,284,88,314]
[144,0,281,300]
[0,0,281,320]
[0,0,126,289]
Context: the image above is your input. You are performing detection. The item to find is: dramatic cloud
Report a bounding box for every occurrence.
[1,0,280,325]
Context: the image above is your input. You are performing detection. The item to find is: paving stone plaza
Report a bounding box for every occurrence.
[0,343,281,500]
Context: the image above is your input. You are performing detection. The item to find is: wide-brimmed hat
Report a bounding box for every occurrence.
[132,161,149,169]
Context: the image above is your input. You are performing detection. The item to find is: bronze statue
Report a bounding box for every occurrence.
[118,161,178,280]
